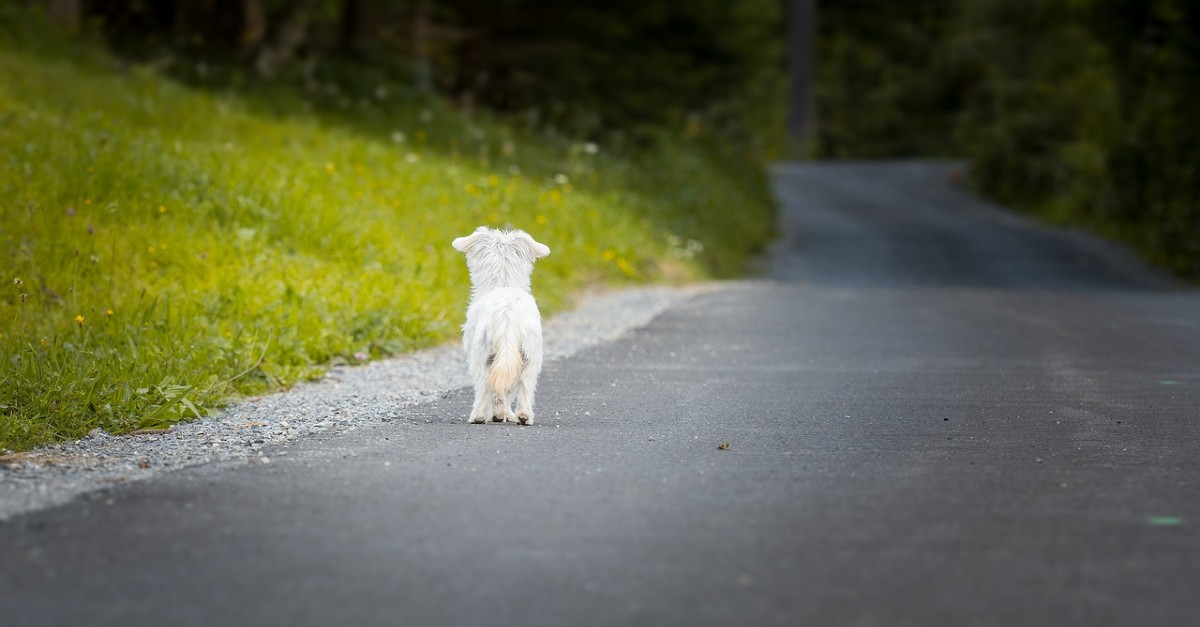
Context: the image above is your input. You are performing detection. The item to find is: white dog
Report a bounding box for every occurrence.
[452,226,551,424]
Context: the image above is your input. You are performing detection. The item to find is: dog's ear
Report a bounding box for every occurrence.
[516,232,551,260]
[452,227,489,253]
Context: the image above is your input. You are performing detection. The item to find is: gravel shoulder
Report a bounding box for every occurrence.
[0,284,716,521]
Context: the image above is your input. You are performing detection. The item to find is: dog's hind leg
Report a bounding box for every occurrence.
[466,326,493,423]
[514,369,537,425]
[469,385,491,424]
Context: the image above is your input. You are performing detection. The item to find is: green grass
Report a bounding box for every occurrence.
[0,32,775,452]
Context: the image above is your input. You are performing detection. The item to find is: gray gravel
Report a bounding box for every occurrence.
[0,284,713,521]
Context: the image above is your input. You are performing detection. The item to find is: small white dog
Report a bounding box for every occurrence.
[452,226,551,424]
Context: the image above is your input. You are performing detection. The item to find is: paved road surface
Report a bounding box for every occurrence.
[3,161,1198,626]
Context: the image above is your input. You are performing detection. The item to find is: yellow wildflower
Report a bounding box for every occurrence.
[158,205,167,213]
[75,315,85,326]
[105,308,114,316]
[535,214,547,225]
[617,258,637,277]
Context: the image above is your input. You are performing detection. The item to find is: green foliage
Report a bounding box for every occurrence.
[955,0,1200,277]
[0,26,775,451]
[438,0,788,156]
[816,0,1200,279]
[66,1,787,159]
[816,0,965,158]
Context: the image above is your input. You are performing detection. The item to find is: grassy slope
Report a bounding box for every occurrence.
[0,38,775,451]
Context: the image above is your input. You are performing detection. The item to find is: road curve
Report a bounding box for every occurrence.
[1,161,1198,627]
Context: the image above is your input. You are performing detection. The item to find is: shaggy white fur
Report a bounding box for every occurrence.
[452,226,551,424]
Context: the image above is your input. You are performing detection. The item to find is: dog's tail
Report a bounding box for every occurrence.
[488,332,524,397]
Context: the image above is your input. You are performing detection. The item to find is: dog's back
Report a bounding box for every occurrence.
[465,286,543,397]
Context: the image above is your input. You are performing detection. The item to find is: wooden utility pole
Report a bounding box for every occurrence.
[787,0,818,156]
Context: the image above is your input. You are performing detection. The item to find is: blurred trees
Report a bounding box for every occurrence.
[26,0,784,152]
[816,0,964,158]
[444,0,783,142]
[42,0,79,32]
[960,0,1200,277]
[818,0,1200,278]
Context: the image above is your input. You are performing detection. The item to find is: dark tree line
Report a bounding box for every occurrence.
[21,0,785,146]
[817,0,1200,278]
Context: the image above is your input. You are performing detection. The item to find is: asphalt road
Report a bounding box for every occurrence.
[3,161,1198,626]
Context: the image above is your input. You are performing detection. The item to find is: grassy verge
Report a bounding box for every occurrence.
[0,32,775,452]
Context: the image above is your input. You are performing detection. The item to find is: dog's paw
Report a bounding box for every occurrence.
[517,413,534,425]
[491,415,506,423]
[469,415,488,424]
